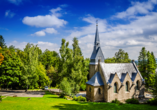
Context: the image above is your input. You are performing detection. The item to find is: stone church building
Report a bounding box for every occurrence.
[86,23,145,102]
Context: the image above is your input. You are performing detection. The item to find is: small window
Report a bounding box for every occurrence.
[126,82,129,91]
[98,88,101,94]
[89,87,91,92]
[136,81,139,90]
[114,83,117,93]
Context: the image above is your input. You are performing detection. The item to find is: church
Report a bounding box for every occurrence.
[86,23,145,102]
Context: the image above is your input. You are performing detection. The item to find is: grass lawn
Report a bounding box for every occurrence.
[0,91,156,110]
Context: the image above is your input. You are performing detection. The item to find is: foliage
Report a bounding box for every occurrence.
[147,98,157,105]
[0,48,23,89]
[115,49,131,63]
[0,46,4,65]
[59,77,72,96]
[80,83,86,91]
[125,98,139,104]
[59,93,66,98]
[73,96,86,102]
[105,57,116,63]
[21,43,39,90]
[111,98,121,105]
[153,74,157,98]
[0,95,2,101]
[0,35,6,48]
[36,62,51,87]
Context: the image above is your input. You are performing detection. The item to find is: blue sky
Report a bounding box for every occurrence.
[0,0,157,60]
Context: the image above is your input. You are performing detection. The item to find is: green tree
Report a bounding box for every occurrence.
[36,62,50,88]
[153,74,157,98]
[151,52,156,69]
[59,77,72,95]
[105,57,116,63]
[21,43,39,91]
[0,35,6,48]
[138,47,147,78]
[0,48,22,89]
[115,49,131,63]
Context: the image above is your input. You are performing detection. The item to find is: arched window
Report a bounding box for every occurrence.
[98,88,101,94]
[126,82,129,91]
[136,81,139,90]
[89,87,91,92]
[114,83,117,93]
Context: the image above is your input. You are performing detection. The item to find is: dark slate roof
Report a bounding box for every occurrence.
[86,72,104,86]
[100,62,144,83]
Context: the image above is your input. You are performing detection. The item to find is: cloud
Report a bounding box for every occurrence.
[114,0,157,19]
[22,7,67,27]
[5,10,15,18]
[8,41,60,53]
[7,0,23,5]
[31,28,57,36]
[65,12,157,60]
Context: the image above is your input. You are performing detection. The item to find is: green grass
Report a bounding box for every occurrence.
[0,91,156,110]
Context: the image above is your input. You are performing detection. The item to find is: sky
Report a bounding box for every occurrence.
[0,0,157,60]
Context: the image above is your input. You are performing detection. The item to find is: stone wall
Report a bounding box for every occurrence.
[89,65,98,79]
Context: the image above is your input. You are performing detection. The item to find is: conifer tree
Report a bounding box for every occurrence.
[138,47,147,78]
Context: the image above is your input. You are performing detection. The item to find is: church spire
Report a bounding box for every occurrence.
[90,20,105,64]
[94,20,100,51]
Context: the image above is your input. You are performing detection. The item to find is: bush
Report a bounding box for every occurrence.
[59,93,65,98]
[111,99,121,105]
[80,83,86,91]
[73,96,86,102]
[59,78,72,95]
[147,98,157,105]
[125,98,139,104]
[0,95,2,101]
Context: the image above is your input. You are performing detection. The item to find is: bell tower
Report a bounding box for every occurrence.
[89,20,105,79]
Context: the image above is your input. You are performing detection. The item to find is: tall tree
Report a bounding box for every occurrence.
[151,52,156,69]
[21,43,39,91]
[115,49,131,63]
[0,48,22,89]
[0,47,4,65]
[0,35,6,48]
[138,47,147,78]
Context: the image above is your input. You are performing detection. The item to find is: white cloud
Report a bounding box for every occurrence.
[31,28,57,36]
[65,11,157,60]
[5,10,15,18]
[22,7,67,27]
[114,0,157,19]
[8,41,60,53]
[7,0,23,5]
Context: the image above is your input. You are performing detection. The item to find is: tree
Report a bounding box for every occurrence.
[153,74,157,98]
[115,49,131,63]
[145,51,156,88]
[138,47,147,78]
[36,62,50,88]
[0,47,4,65]
[105,57,116,63]
[151,52,156,69]
[59,77,72,95]
[21,43,39,91]
[0,48,22,89]
[0,35,6,48]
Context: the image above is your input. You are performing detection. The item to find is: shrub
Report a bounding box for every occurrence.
[73,96,86,102]
[80,83,86,91]
[147,98,157,105]
[0,95,2,101]
[125,98,139,104]
[59,93,65,98]
[59,78,72,96]
[111,98,121,105]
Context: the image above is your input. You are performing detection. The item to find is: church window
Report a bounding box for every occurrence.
[114,83,117,93]
[89,87,91,92]
[98,88,101,94]
[126,82,129,91]
[136,81,139,90]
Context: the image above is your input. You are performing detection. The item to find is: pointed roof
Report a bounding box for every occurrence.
[86,72,104,86]
[94,24,100,46]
